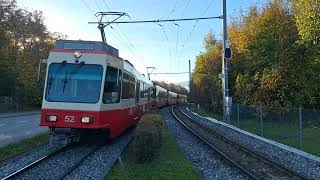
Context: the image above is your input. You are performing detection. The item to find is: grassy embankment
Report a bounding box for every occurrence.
[107,110,202,179]
[197,108,320,156]
[0,133,49,161]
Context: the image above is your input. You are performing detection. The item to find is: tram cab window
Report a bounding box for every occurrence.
[103,66,121,104]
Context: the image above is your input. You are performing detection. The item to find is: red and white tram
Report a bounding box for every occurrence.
[40,40,153,143]
[151,85,168,108]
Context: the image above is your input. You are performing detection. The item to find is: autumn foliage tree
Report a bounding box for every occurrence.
[190,0,320,112]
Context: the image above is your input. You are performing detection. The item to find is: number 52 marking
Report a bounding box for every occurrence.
[65,115,75,123]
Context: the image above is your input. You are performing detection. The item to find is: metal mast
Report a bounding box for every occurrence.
[222,0,231,122]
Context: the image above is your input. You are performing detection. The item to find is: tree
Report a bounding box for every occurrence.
[192,0,320,111]
[0,0,58,107]
[190,32,223,113]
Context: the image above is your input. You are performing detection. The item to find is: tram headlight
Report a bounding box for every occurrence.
[81,116,93,124]
[74,51,82,59]
[46,115,57,122]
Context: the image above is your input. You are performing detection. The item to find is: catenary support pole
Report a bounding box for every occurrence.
[237,104,240,127]
[299,107,303,150]
[189,59,191,97]
[222,0,230,122]
[260,105,263,137]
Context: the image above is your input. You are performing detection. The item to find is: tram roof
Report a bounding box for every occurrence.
[54,40,119,57]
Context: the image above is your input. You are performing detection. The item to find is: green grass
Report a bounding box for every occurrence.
[107,112,202,180]
[199,109,320,157]
[0,133,49,161]
[198,109,223,120]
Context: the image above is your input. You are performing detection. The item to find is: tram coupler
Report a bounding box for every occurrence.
[49,128,80,147]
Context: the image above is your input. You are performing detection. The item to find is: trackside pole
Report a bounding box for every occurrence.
[221,0,232,122]
[237,104,240,127]
[299,107,303,150]
[118,157,129,180]
[260,105,263,137]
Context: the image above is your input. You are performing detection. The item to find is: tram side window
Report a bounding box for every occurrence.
[140,82,145,98]
[153,87,156,99]
[103,66,121,104]
[135,80,140,103]
[144,85,149,98]
[122,73,135,99]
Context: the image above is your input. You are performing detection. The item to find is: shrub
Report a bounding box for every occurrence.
[129,113,163,163]
[140,113,164,128]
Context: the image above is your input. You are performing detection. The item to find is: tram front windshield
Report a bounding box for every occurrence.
[45,63,103,103]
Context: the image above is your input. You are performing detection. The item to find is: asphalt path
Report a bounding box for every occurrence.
[0,111,48,148]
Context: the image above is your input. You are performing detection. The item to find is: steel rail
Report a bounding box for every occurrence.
[59,143,106,179]
[180,107,308,179]
[174,106,307,179]
[1,145,71,180]
[0,142,48,166]
[170,106,258,180]
[1,142,107,180]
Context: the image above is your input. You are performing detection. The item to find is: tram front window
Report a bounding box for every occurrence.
[45,63,103,103]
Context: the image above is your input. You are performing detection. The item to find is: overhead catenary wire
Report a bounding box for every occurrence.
[178,0,216,62]
[181,0,191,18]
[151,71,211,75]
[157,23,172,71]
[80,0,96,15]
[93,0,103,11]
[151,72,189,75]
[88,16,221,24]
[95,1,145,68]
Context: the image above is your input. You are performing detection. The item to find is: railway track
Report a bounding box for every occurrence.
[1,142,105,180]
[171,106,307,180]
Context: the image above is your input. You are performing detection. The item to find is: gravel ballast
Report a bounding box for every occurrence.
[64,128,133,179]
[0,144,60,179]
[182,107,320,179]
[0,129,133,180]
[160,107,250,180]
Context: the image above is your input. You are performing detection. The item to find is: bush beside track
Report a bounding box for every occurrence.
[129,112,163,163]
[107,109,202,179]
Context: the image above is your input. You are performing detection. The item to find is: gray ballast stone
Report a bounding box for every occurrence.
[160,107,250,180]
[183,107,320,179]
[64,128,133,180]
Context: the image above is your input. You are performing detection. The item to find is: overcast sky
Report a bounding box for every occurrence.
[17,0,265,84]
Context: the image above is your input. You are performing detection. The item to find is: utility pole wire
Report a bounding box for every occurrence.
[98,2,145,69]
[151,72,189,75]
[178,0,216,62]
[80,0,95,14]
[88,16,221,24]
[93,0,102,11]
[151,71,211,75]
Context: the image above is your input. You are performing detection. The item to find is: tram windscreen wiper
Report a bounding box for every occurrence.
[47,61,67,94]
[63,61,85,85]
[62,72,69,93]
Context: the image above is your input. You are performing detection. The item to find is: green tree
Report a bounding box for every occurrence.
[0,0,57,107]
